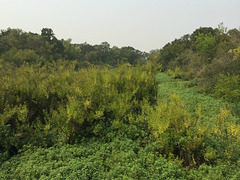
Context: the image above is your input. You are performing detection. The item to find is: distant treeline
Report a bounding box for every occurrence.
[0,28,148,67]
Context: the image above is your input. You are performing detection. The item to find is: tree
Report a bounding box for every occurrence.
[100,41,110,52]
[51,37,65,60]
[190,27,217,42]
[194,33,216,58]
[228,28,240,45]
[1,48,40,66]
[63,39,81,60]
[41,28,55,44]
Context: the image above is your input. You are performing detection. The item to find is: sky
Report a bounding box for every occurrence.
[1,0,240,52]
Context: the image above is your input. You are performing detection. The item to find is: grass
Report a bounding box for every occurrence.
[156,73,231,118]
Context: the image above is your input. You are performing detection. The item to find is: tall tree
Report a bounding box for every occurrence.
[41,28,55,44]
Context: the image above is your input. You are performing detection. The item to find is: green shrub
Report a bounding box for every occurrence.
[150,73,240,167]
[0,61,158,157]
[167,66,184,79]
[214,73,240,102]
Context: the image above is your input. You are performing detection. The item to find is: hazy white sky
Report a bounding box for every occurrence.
[1,0,240,52]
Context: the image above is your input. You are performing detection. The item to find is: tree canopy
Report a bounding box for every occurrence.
[0,28,148,67]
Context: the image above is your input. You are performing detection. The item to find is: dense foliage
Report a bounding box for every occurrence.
[1,25,240,179]
[0,28,148,67]
[150,23,240,101]
[0,61,159,157]
[1,63,240,179]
